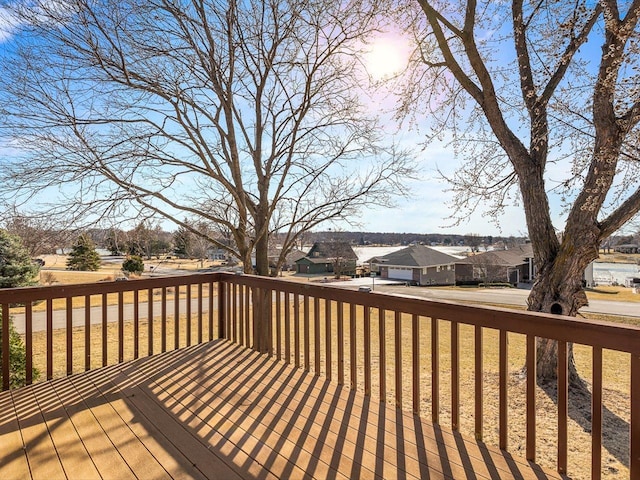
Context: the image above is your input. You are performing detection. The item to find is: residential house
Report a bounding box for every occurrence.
[268,247,306,272]
[455,244,535,285]
[374,245,459,285]
[295,241,357,276]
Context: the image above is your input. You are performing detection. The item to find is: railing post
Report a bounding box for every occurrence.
[2,303,9,391]
[218,281,226,340]
[631,354,640,478]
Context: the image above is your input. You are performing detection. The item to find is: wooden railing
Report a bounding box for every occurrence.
[218,273,640,479]
[2,271,640,478]
[0,273,220,387]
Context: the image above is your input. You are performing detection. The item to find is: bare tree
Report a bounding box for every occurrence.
[2,211,67,257]
[397,1,640,381]
[0,0,412,276]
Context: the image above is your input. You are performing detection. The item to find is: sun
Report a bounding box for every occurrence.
[364,34,411,80]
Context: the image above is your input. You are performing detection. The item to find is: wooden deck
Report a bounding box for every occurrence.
[1,340,563,480]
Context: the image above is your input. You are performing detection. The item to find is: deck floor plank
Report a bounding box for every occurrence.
[28,379,102,480]
[9,384,67,480]
[115,344,299,480]
[49,371,139,480]
[99,362,246,480]
[82,366,211,480]
[0,391,30,478]
[141,355,348,480]
[67,369,171,479]
[1,340,564,480]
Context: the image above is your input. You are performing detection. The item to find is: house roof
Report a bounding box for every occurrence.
[295,256,332,265]
[268,248,306,264]
[305,242,358,260]
[459,244,533,267]
[375,245,459,268]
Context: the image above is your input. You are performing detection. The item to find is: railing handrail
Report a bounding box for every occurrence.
[2,271,639,354]
[0,272,219,303]
[217,272,640,354]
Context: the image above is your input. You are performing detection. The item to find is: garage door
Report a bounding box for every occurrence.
[388,268,413,280]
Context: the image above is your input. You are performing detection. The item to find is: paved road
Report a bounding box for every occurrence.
[11,297,213,335]
[370,284,640,318]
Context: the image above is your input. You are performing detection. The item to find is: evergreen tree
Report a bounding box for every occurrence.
[0,310,39,388]
[0,229,40,288]
[66,234,102,271]
[122,255,144,275]
[173,225,192,258]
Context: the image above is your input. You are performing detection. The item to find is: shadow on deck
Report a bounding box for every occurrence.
[1,340,562,480]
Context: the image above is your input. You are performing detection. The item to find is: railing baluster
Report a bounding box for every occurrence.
[592,346,603,480]
[350,303,357,389]
[208,281,214,341]
[2,302,10,390]
[134,290,139,359]
[46,298,53,379]
[276,291,282,360]
[395,311,402,408]
[325,299,332,381]
[451,320,459,431]
[412,314,419,414]
[558,340,568,475]
[475,325,483,440]
[217,282,225,340]
[174,285,180,350]
[232,283,237,344]
[284,292,291,364]
[499,329,508,450]
[186,283,192,347]
[526,334,536,461]
[198,283,203,344]
[314,297,320,375]
[364,304,371,397]
[161,287,167,351]
[244,285,250,346]
[232,284,238,348]
[66,297,73,376]
[238,284,244,346]
[148,288,154,356]
[337,301,344,384]
[304,295,310,371]
[631,353,640,479]
[101,293,107,366]
[294,294,300,368]
[118,291,124,363]
[84,296,90,370]
[431,317,439,423]
[266,288,273,355]
[379,308,386,403]
[26,302,33,384]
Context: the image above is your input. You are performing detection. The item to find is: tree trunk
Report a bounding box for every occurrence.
[254,233,270,277]
[527,237,597,385]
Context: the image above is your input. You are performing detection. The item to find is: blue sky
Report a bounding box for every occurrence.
[0,6,582,237]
